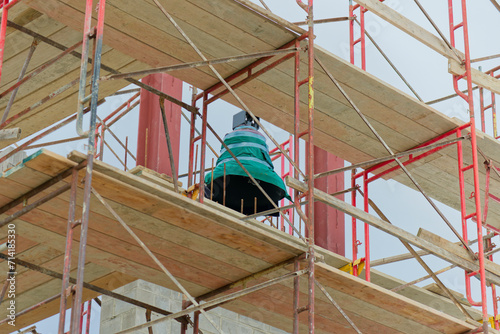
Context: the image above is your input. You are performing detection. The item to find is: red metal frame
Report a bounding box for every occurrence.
[482,161,500,329]
[362,172,370,281]
[269,136,295,234]
[349,1,366,70]
[58,169,79,333]
[479,68,498,138]
[349,126,471,281]
[448,0,489,328]
[349,0,371,281]
[79,300,92,334]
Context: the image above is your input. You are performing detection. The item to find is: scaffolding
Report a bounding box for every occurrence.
[0,0,499,333]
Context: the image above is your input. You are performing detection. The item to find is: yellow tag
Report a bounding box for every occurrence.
[181,184,199,200]
[339,258,365,276]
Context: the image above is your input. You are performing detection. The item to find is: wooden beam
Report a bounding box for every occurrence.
[490,0,500,12]
[418,228,500,281]
[285,176,500,286]
[0,128,21,141]
[353,0,460,60]
[372,233,495,267]
[449,59,500,95]
[423,283,471,307]
[354,0,500,95]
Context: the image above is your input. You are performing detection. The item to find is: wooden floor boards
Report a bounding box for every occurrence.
[0,150,487,333]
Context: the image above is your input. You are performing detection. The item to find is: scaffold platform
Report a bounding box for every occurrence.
[0,149,489,333]
[1,0,500,332]
[3,0,500,232]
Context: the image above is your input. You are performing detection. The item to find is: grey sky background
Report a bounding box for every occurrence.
[12,0,500,332]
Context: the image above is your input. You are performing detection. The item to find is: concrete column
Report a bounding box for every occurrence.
[313,147,345,256]
[136,73,182,177]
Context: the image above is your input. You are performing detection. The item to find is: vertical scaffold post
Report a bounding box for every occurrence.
[480,67,498,138]
[351,169,359,276]
[70,0,107,332]
[188,88,198,188]
[292,259,300,334]
[492,69,498,139]
[198,93,209,203]
[448,0,489,330]
[483,162,499,330]
[293,38,302,233]
[58,168,79,334]
[349,0,366,70]
[487,229,500,330]
[292,37,305,332]
[306,0,315,332]
[349,0,367,280]
[363,171,370,281]
[295,0,316,331]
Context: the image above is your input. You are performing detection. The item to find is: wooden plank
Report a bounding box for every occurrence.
[0,57,145,149]
[368,269,483,321]
[9,219,211,296]
[269,267,447,334]
[32,195,256,282]
[236,285,410,334]
[70,153,182,190]
[3,11,66,62]
[353,0,459,60]
[128,165,182,187]
[354,0,500,96]
[201,264,434,334]
[21,149,305,260]
[424,283,471,307]
[0,25,84,91]
[12,205,233,289]
[285,176,500,286]
[0,149,490,332]
[449,59,500,95]
[2,46,131,122]
[418,228,500,281]
[16,150,302,267]
[314,263,478,333]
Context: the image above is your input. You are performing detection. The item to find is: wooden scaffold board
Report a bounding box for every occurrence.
[0,149,489,333]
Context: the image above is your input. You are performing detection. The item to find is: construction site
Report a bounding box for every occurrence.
[1,0,500,333]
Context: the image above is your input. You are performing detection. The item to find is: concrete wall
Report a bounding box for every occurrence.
[100,280,288,334]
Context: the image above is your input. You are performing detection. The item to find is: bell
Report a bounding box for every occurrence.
[205,111,290,216]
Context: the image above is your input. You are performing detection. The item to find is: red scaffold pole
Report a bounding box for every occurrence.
[448,0,489,329]
[349,0,366,70]
[351,170,359,277]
